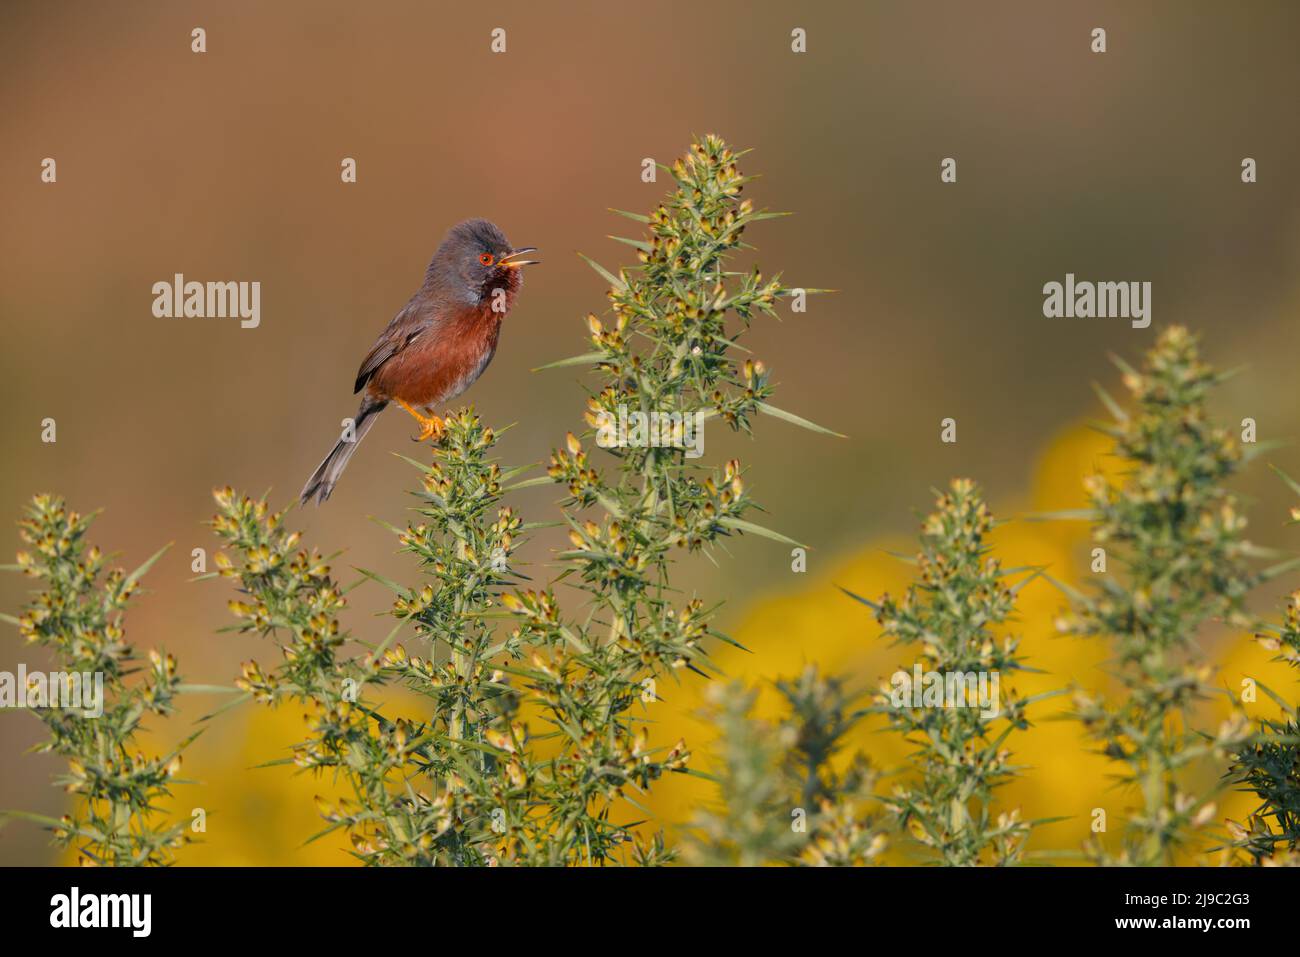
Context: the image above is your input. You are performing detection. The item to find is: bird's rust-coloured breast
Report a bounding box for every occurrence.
[368,306,502,408]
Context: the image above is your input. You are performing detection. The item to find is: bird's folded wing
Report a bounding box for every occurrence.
[353,302,431,394]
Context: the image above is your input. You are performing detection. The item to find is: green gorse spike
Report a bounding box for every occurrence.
[1059,326,1260,866]
[684,668,888,867]
[3,495,191,865]
[869,479,1038,866]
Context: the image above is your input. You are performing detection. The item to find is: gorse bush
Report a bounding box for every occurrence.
[1,496,191,865]
[1058,327,1269,865]
[210,487,443,864]
[683,682,799,866]
[485,133,808,862]
[849,480,1046,865]
[1227,471,1300,865]
[684,668,887,866]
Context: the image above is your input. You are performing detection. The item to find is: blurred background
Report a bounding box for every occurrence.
[2,0,1298,864]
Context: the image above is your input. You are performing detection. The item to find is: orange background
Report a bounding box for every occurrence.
[2,0,1299,864]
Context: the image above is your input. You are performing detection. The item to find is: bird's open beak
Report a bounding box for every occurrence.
[499,247,540,268]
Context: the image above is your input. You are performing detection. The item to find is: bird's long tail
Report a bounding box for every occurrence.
[300,397,387,505]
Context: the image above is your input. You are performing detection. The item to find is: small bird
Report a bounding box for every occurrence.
[300,219,538,504]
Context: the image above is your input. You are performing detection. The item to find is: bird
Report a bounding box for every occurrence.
[300,218,539,504]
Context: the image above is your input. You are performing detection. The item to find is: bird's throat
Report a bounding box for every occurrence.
[479,266,523,317]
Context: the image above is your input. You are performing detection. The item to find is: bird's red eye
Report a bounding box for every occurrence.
[479,253,495,266]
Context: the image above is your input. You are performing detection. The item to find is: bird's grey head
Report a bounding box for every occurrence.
[428,218,539,306]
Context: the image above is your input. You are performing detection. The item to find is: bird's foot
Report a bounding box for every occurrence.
[414,416,444,442]
[395,399,445,443]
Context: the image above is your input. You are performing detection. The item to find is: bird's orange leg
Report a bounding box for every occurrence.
[394,398,444,442]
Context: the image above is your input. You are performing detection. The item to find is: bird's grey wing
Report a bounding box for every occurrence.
[353,299,435,394]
